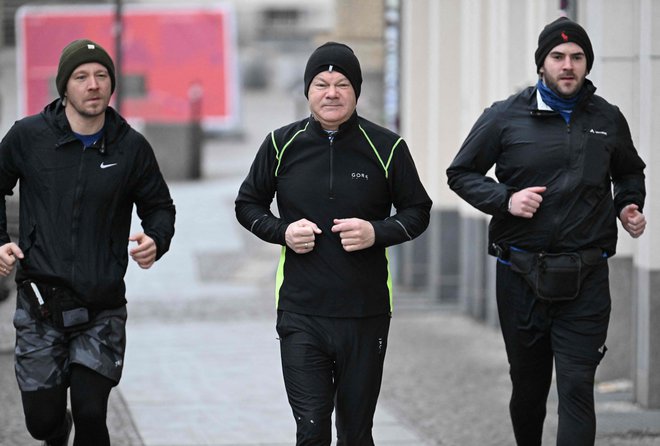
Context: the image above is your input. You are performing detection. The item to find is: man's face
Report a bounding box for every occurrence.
[540,42,588,98]
[64,62,112,119]
[307,70,357,130]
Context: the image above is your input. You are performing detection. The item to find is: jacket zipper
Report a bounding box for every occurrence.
[547,121,573,248]
[70,143,87,283]
[328,136,335,200]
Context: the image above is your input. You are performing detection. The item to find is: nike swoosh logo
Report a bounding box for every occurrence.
[100,162,118,169]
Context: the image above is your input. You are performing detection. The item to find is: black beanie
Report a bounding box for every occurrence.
[56,39,116,98]
[535,17,594,73]
[304,42,362,99]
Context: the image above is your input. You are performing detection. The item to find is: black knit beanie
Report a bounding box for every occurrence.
[535,17,594,73]
[56,39,116,98]
[304,42,362,99]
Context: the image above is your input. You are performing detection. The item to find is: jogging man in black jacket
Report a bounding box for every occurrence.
[236,42,431,445]
[0,39,175,446]
[447,18,646,445]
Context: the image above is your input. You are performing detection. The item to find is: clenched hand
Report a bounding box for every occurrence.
[619,204,646,238]
[285,218,322,254]
[331,218,375,252]
[508,186,546,218]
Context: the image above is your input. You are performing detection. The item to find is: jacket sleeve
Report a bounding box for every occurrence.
[446,105,514,216]
[132,136,176,260]
[371,139,432,247]
[0,124,21,246]
[610,108,646,215]
[235,133,288,245]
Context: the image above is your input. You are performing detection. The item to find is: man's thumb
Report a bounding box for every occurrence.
[11,245,24,259]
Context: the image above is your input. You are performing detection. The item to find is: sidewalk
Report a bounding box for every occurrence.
[1,88,659,445]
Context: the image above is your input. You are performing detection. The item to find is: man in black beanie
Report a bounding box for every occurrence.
[303,41,363,99]
[447,17,646,446]
[236,42,431,445]
[0,39,175,445]
[535,17,594,75]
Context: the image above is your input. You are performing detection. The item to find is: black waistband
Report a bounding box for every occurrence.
[492,243,607,262]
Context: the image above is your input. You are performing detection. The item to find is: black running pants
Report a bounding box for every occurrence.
[21,364,114,446]
[496,260,610,446]
[276,310,391,446]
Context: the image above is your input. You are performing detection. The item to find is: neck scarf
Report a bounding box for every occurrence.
[536,79,582,124]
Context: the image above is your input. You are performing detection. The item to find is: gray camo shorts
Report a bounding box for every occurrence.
[13,287,127,391]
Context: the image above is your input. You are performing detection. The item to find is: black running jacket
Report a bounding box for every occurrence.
[447,80,646,257]
[0,99,175,309]
[236,112,431,317]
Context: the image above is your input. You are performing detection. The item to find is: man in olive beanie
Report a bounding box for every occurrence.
[56,38,116,99]
[303,41,362,99]
[0,38,175,446]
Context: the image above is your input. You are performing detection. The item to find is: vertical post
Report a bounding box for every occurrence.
[634,0,660,409]
[384,0,400,133]
[114,0,123,113]
[188,82,203,179]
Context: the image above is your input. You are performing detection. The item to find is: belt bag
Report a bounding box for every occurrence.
[51,293,92,331]
[21,281,94,332]
[508,248,602,301]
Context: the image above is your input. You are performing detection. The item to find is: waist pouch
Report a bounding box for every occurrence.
[508,248,604,301]
[20,280,96,332]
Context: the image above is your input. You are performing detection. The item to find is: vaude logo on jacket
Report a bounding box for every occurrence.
[589,129,608,136]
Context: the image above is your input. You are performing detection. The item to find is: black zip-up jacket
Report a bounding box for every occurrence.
[446,80,646,257]
[0,99,176,310]
[235,112,432,317]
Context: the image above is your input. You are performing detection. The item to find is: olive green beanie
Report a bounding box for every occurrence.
[56,39,116,98]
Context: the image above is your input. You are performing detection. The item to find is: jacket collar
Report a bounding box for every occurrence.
[308,110,359,137]
[529,78,597,112]
[41,98,128,152]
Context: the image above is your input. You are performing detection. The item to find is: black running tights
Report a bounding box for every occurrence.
[21,364,114,446]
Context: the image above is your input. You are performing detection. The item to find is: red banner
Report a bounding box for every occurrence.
[17,3,239,129]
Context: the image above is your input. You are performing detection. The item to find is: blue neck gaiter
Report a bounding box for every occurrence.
[536,79,582,124]
[74,128,104,149]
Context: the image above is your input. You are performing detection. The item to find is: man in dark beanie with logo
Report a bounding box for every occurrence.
[447,17,646,445]
[0,39,175,445]
[236,41,431,444]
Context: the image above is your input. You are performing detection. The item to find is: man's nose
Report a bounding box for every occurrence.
[88,77,99,89]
